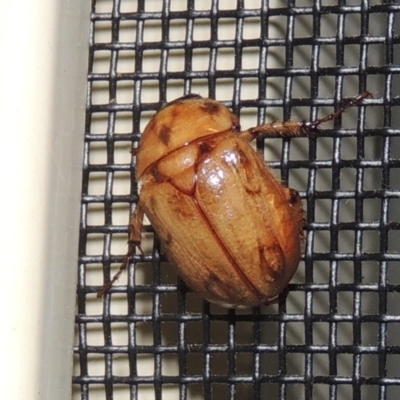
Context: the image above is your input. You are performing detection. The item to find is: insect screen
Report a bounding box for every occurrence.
[73,1,400,399]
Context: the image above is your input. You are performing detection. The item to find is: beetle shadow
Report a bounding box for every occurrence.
[140,253,271,398]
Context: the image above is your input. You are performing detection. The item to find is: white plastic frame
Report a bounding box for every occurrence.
[0,2,90,399]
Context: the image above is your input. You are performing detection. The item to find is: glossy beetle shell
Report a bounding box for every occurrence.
[136,95,303,308]
[136,96,239,179]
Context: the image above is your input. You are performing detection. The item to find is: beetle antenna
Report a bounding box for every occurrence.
[239,91,372,142]
[301,90,372,131]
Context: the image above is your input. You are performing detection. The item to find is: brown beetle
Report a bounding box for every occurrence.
[98,92,371,308]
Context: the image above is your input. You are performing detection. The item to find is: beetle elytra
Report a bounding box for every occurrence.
[98,92,371,308]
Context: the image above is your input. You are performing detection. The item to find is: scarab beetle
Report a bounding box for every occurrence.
[98,92,371,308]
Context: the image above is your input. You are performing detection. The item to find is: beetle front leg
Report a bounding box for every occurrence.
[97,203,145,298]
[239,91,372,142]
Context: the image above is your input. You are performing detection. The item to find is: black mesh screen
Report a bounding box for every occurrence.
[73,1,400,399]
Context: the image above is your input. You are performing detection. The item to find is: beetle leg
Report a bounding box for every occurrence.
[129,203,145,250]
[96,203,144,298]
[239,91,372,142]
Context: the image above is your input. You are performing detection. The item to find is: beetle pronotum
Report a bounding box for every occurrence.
[98,91,371,308]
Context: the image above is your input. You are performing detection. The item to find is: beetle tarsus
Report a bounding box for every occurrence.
[96,247,135,298]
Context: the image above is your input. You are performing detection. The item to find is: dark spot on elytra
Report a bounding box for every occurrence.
[170,106,181,120]
[151,166,169,184]
[201,100,220,115]
[287,188,300,205]
[159,125,172,146]
[198,141,211,155]
[207,271,225,294]
[149,195,157,211]
[237,149,246,161]
[208,271,222,284]
[151,166,160,181]
[165,233,173,246]
[259,245,282,281]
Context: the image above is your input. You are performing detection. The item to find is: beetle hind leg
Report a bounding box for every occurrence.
[96,203,144,298]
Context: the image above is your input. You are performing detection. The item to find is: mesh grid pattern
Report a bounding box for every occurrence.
[73,1,400,399]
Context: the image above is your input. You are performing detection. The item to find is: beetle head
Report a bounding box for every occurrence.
[136,96,239,178]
